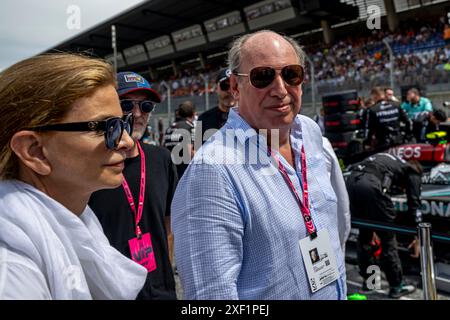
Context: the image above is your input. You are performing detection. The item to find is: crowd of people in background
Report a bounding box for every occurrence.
[152,16,450,99]
[307,22,450,92]
[155,68,217,98]
[306,20,450,93]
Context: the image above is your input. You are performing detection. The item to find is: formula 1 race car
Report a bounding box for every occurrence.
[342,132,450,293]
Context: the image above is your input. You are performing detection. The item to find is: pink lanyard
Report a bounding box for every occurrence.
[270,145,317,239]
[122,141,146,239]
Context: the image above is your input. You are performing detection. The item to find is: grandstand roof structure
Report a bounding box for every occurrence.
[46,0,359,73]
[51,0,260,56]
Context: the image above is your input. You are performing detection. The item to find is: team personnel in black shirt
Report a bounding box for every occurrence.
[197,68,235,143]
[163,100,196,178]
[89,72,178,300]
[346,153,422,298]
[411,109,447,143]
[365,87,412,150]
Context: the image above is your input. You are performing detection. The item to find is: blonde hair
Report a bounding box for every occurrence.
[0,53,115,179]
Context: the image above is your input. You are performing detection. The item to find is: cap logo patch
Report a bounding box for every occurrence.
[124,74,145,84]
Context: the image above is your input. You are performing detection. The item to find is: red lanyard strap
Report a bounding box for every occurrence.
[122,141,146,238]
[271,145,317,239]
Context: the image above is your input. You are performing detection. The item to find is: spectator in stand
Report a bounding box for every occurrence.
[401,88,433,119]
[156,18,448,99]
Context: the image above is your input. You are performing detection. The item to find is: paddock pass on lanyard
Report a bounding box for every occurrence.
[270,145,317,239]
[270,145,339,293]
[123,141,157,273]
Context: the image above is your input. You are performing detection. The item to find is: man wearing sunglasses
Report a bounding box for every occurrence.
[89,72,178,300]
[197,68,235,143]
[172,31,346,300]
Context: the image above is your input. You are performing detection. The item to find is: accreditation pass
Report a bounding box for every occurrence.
[299,229,339,293]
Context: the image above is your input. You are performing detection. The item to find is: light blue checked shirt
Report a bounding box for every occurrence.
[172,108,347,300]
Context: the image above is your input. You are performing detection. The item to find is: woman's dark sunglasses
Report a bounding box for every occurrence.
[120,99,156,113]
[28,113,134,150]
[219,79,230,91]
[233,64,304,89]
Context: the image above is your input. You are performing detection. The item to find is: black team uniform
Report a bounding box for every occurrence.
[365,100,411,150]
[345,153,421,298]
[163,118,195,178]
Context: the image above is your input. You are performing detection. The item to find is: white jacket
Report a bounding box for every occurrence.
[0,180,147,300]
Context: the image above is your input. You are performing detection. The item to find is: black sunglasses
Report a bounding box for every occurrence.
[28,114,134,150]
[233,64,304,89]
[120,99,156,113]
[219,79,230,91]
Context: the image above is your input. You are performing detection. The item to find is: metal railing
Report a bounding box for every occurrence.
[418,223,438,300]
[351,218,450,244]
[351,218,445,300]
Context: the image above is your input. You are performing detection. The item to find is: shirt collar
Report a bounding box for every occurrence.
[225,107,259,145]
[225,107,303,147]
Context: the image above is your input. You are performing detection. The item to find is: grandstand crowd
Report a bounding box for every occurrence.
[154,16,450,98]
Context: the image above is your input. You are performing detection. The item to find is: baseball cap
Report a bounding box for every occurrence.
[216,68,232,83]
[117,71,161,103]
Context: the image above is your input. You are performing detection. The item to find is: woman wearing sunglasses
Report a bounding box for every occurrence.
[0,53,147,299]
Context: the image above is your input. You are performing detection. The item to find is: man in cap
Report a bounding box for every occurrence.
[197,68,236,143]
[89,72,178,300]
